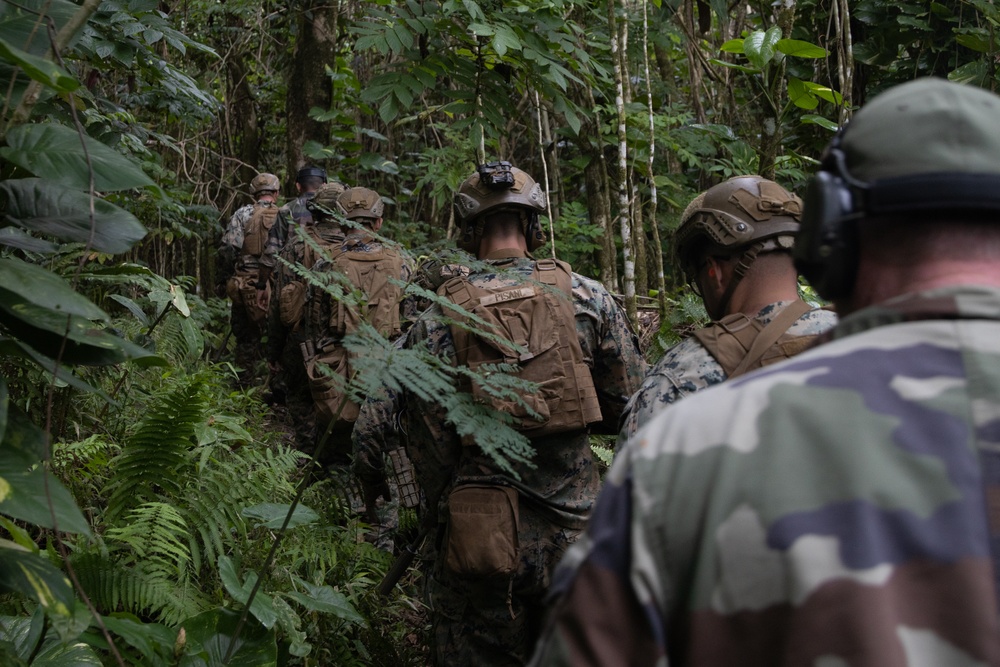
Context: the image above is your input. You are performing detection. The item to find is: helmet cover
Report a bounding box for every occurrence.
[250,173,280,195]
[339,187,385,220]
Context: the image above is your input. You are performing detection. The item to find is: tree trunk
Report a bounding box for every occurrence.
[643,0,667,314]
[758,0,797,179]
[609,0,637,322]
[286,0,340,190]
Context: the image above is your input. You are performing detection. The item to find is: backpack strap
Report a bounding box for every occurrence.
[730,299,814,378]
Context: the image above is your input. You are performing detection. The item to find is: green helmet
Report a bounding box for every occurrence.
[309,182,347,217]
[339,187,384,220]
[454,162,547,251]
[675,175,802,286]
[250,173,280,195]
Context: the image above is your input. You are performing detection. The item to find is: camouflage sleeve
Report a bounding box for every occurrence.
[617,337,722,441]
[398,253,422,328]
[573,275,648,435]
[529,447,665,666]
[217,212,244,269]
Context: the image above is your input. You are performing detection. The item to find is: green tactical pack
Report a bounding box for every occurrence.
[693,299,819,378]
[303,235,406,428]
[440,258,602,439]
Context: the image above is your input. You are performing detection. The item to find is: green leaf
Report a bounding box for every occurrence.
[0,123,155,192]
[0,257,107,321]
[285,578,364,624]
[0,227,58,253]
[948,61,989,86]
[956,33,993,53]
[719,38,745,54]
[0,517,36,552]
[802,81,844,105]
[787,77,818,110]
[178,608,276,667]
[775,39,827,58]
[0,411,92,535]
[218,556,278,629]
[0,37,79,92]
[30,641,102,666]
[107,295,150,328]
[100,615,177,665]
[492,26,520,57]
[0,339,117,402]
[743,27,780,69]
[241,503,319,529]
[801,114,840,131]
[1,178,147,253]
[0,545,74,618]
[708,58,760,74]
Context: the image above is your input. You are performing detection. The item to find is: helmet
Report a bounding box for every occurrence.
[338,187,384,220]
[675,175,802,286]
[308,182,348,216]
[454,161,547,251]
[296,165,327,185]
[250,173,279,195]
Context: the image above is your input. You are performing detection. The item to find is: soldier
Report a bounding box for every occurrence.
[266,181,346,459]
[217,172,281,386]
[256,165,329,312]
[299,186,416,467]
[530,77,1000,666]
[397,161,646,665]
[618,175,837,439]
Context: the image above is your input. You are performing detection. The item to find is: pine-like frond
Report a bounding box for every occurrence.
[104,376,210,522]
[105,502,192,580]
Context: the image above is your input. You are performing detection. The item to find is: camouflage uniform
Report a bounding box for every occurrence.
[404,251,646,666]
[618,301,837,439]
[530,285,1000,666]
[218,198,280,377]
[259,193,316,287]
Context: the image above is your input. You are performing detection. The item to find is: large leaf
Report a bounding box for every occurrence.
[0,0,84,57]
[30,641,102,666]
[0,179,147,253]
[0,339,117,403]
[743,27,781,70]
[787,77,818,110]
[0,410,92,535]
[0,290,162,367]
[0,606,45,659]
[0,227,58,253]
[0,37,78,92]
[178,608,277,667]
[242,503,319,530]
[98,615,177,666]
[1,124,155,192]
[776,38,827,58]
[0,545,74,618]
[0,257,107,321]
[284,578,364,624]
[218,556,278,629]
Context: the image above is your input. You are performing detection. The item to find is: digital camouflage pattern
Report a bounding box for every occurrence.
[618,300,837,439]
[402,251,646,666]
[531,285,1000,667]
[218,199,281,275]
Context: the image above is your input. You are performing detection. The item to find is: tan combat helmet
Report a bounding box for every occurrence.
[454,161,547,251]
[675,175,802,286]
[309,182,348,218]
[338,187,385,221]
[250,172,280,195]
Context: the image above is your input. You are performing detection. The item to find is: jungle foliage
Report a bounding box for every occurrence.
[0,0,997,664]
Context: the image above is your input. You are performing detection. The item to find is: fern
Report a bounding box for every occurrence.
[104,375,210,522]
[106,502,192,582]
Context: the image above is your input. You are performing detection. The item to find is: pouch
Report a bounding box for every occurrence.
[444,485,519,577]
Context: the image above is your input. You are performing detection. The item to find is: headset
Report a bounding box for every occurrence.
[794,128,1000,301]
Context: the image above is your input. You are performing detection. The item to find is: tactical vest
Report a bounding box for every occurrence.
[303,234,407,427]
[693,299,819,378]
[440,258,602,439]
[240,203,278,258]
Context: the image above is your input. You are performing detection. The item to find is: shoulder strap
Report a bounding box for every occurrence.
[730,299,814,378]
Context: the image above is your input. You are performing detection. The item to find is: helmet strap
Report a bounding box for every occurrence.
[711,241,763,320]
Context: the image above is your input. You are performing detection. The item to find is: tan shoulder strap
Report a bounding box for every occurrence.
[730,299,815,378]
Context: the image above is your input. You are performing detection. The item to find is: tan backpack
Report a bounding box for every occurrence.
[440,258,602,440]
[240,204,279,258]
[693,299,819,378]
[303,237,406,428]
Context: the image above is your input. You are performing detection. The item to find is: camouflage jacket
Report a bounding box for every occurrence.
[259,193,316,270]
[618,300,837,439]
[217,199,280,276]
[266,225,416,361]
[530,285,1000,667]
[393,251,647,529]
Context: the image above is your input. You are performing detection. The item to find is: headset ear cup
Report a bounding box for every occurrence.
[794,170,859,301]
[526,214,546,252]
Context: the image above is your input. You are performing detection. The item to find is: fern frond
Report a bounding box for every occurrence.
[105,502,191,579]
[104,376,210,521]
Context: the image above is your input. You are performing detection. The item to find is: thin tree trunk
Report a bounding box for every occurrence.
[643,0,667,314]
[831,0,854,124]
[759,0,797,179]
[609,0,637,322]
[286,0,339,186]
[581,84,617,287]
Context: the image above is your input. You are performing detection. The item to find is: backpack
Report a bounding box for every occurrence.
[303,235,407,429]
[240,203,279,258]
[692,299,819,378]
[440,258,602,439]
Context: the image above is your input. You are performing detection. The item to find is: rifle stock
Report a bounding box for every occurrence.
[377,523,430,597]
